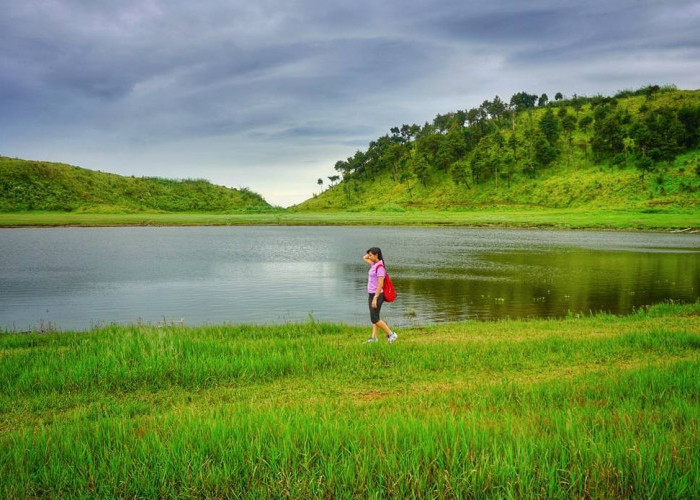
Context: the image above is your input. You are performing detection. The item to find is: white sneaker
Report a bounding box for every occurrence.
[387,332,398,343]
[363,337,378,344]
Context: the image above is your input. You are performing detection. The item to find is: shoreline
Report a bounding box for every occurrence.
[1,208,699,232]
[5,300,698,335]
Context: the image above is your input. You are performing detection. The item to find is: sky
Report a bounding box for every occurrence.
[1,1,699,206]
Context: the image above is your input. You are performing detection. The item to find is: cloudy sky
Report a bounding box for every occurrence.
[1,1,698,206]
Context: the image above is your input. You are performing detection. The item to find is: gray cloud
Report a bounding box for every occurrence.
[1,0,699,206]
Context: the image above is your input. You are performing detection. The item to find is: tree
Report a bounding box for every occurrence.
[465,105,491,137]
[415,122,436,141]
[327,175,340,186]
[509,92,538,112]
[399,171,415,199]
[433,112,457,133]
[469,135,500,185]
[579,115,593,133]
[487,96,507,122]
[454,110,467,128]
[466,107,480,128]
[389,127,403,143]
[622,137,636,167]
[477,102,493,134]
[555,92,563,101]
[470,148,486,185]
[538,108,560,145]
[538,93,549,107]
[591,113,624,161]
[678,105,700,148]
[501,151,515,188]
[400,124,420,142]
[450,160,471,189]
[593,102,611,122]
[631,107,684,162]
[383,142,407,182]
[491,132,505,188]
[508,132,519,162]
[410,154,430,187]
[561,113,577,164]
[534,133,557,169]
[646,106,685,160]
[349,150,367,179]
[636,156,655,182]
[334,160,351,179]
[521,129,538,178]
[435,129,467,172]
[415,133,443,166]
[317,178,323,190]
[343,179,354,202]
[645,85,661,100]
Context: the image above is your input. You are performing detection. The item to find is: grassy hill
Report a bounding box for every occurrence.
[0,157,271,213]
[295,86,700,212]
[3,86,698,220]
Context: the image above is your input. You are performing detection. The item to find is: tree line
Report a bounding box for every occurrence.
[320,85,700,200]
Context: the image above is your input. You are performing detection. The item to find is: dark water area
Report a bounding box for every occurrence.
[0,226,698,331]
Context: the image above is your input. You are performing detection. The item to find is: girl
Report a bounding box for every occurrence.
[363,247,398,343]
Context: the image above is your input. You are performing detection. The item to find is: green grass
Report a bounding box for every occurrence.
[2,303,699,498]
[0,156,271,212]
[1,207,698,230]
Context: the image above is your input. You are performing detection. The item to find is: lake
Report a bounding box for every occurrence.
[0,226,698,331]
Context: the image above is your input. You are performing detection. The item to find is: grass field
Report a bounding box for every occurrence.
[0,207,698,231]
[1,302,699,498]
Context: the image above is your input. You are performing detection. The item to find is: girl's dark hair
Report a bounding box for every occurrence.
[367,247,384,263]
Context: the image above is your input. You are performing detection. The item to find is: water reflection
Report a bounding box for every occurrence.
[392,248,699,322]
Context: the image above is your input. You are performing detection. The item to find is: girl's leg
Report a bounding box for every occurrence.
[368,294,393,341]
[375,320,392,335]
[369,293,382,339]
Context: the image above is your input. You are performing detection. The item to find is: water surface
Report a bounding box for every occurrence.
[0,226,698,330]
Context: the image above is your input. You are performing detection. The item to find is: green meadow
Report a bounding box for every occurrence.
[2,302,699,498]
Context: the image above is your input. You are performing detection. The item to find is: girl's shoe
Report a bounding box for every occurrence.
[387,332,398,343]
[363,337,378,344]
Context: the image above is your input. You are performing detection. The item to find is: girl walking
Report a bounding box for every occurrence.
[363,247,398,344]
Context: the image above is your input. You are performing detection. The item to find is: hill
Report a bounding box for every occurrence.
[295,86,700,212]
[0,157,270,213]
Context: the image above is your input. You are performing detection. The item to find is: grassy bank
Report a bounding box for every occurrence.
[1,207,698,230]
[1,302,699,498]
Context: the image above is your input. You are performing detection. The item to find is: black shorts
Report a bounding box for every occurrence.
[368,293,385,324]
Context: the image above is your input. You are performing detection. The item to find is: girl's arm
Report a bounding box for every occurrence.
[372,276,385,308]
[376,276,384,296]
[363,253,373,266]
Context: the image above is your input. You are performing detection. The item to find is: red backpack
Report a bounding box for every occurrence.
[377,264,397,302]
